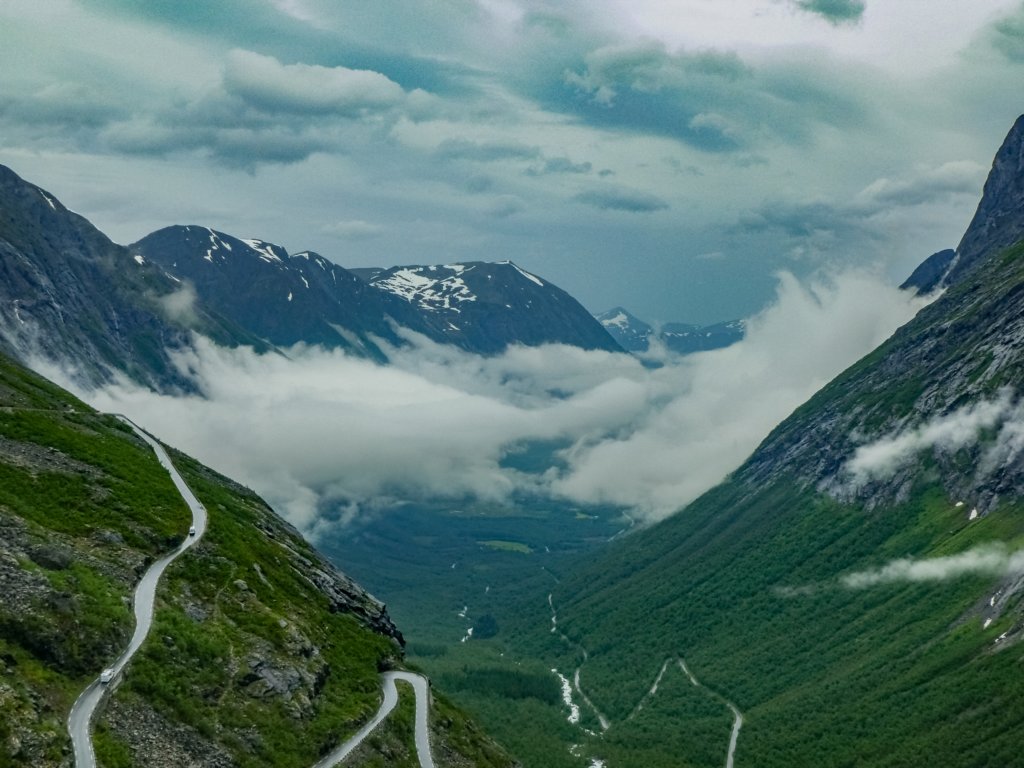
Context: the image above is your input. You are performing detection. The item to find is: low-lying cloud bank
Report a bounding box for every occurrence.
[842,544,1024,589]
[844,389,1024,490]
[54,269,925,536]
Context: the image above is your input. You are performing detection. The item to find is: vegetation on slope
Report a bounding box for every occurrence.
[0,351,515,767]
[497,243,1024,767]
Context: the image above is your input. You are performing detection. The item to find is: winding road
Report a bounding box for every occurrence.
[67,418,208,768]
[547,590,743,767]
[678,658,743,768]
[313,671,435,768]
[67,417,434,768]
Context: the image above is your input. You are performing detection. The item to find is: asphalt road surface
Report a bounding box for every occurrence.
[67,418,207,768]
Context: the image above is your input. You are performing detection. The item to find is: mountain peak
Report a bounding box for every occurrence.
[946,113,1024,285]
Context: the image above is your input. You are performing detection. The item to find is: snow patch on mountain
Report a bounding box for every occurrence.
[374,265,480,312]
[602,311,630,330]
[242,238,286,264]
[505,261,544,287]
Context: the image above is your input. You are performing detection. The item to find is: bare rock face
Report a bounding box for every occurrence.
[946,114,1024,286]
[740,115,1024,511]
[104,696,236,768]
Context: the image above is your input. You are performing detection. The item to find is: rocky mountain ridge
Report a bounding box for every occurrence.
[595,306,744,354]
[0,166,265,392]
[357,261,622,354]
[527,113,1024,768]
[0,163,621,393]
[132,225,420,361]
[938,113,1024,289]
[740,114,1024,510]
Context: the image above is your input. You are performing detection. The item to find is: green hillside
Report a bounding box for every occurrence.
[0,352,513,767]
[504,242,1024,766]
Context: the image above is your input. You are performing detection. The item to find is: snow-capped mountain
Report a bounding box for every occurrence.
[132,226,422,360]
[355,261,622,354]
[594,307,653,352]
[0,165,621,390]
[596,307,744,355]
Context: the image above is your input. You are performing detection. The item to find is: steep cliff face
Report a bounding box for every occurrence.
[945,114,1024,286]
[741,118,1024,511]
[743,238,1024,510]
[0,167,263,392]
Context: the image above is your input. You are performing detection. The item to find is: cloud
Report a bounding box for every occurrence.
[53,267,925,535]
[157,282,199,325]
[558,39,869,151]
[989,8,1024,62]
[841,544,1024,588]
[792,0,866,26]
[322,219,385,240]
[435,139,542,162]
[574,186,669,212]
[734,160,988,264]
[843,391,1019,488]
[526,157,593,175]
[855,161,988,207]
[548,270,925,516]
[223,49,406,116]
[0,84,126,129]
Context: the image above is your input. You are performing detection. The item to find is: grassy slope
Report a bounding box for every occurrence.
[0,351,515,768]
[462,246,1024,768]
[100,450,398,767]
[0,355,192,765]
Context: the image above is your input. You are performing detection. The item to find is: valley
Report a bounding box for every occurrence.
[4,4,1024,763]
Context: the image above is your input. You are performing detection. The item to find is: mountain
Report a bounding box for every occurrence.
[0,166,265,392]
[135,229,622,358]
[928,114,1024,290]
[130,226,429,361]
[484,116,1024,767]
[660,319,744,354]
[0,348,514,767]
[0,164,620,394]
[899,248,956,293]
[596,306,744,355]
[594,307,653,352]
[355,261,622,354]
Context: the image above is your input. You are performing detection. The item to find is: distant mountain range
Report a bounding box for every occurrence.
[0,170,621,390]
[595,306,744,354]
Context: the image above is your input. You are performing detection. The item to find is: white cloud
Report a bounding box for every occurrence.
[549,270,927,517]
[322,219,385,240]
[51,267,925,537]
[844,390,1021,489]
[223,50,407,115]
[855,161,988,208]
[842,544,1024,588]
[157,282,199,325]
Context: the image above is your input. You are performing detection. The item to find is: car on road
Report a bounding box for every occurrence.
[189,525,196,536]
[100,668,114,684]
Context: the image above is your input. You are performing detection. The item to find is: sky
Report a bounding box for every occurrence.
[2,1,1024,323]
